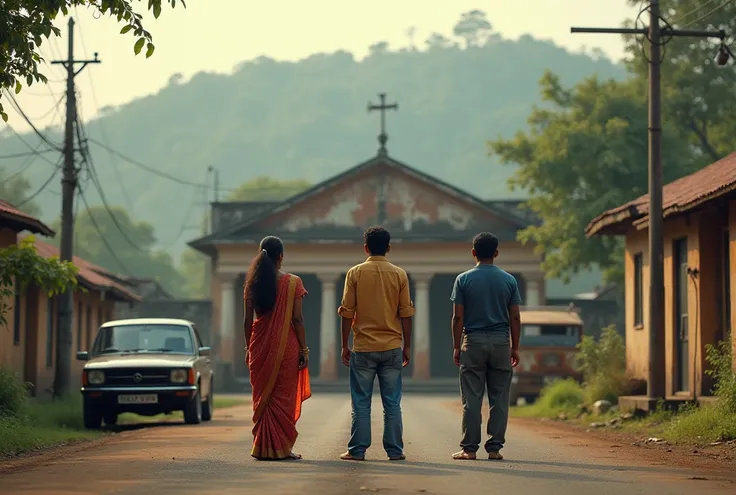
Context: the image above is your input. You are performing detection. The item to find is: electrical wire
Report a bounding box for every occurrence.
[14,156,63,208]
[74,12,136,213]
[77,184,132,275]
[671,0,719,26]
[2,90,63,151]
[75,115,148,254]
[0,148,55,160]
[4,124,62,168]
[157,172,208,248]
[680,0,735,28]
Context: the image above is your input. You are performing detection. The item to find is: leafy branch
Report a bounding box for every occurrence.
[0,0,186,122]
[0,236,80,326]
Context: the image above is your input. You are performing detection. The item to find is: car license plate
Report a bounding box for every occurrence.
[118,394,158,404]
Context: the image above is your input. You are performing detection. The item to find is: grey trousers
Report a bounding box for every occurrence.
[459,331,513,453]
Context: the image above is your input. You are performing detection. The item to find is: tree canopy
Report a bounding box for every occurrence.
[0,165,41,216]
[490,72,696,285]
[0,0,185,121]
[48,205,186,296]
[0,235,78,326]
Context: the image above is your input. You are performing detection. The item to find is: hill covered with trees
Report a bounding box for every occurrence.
[0,10,624,296]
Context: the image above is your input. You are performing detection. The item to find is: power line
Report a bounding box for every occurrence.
[671,0,719,25]
[158,171,208,248]
[76,115,148,254]
[74,11,136,213]
[680,0,734,28]
[3,90,63,151]
[0,148,56,160]
[85,137,234,191]
[4,124,63,168]
[77,185,131,275]
[14,156,63,208]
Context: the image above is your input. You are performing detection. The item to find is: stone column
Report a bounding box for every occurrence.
[219,275,237,365]
[318,272,340,381]
[412,273,433,381]
[525,276,543,307]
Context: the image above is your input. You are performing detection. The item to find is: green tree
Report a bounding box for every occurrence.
[0,235,78,326]
[453,9,492,48]
[489,71,695,285]
[227,176,312,201]
[179,177,313,298]
[624,0,736,163]
[0,0,186,122]
[0,166,41,217]
[51,205,186,296]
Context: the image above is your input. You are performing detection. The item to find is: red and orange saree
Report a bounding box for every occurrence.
[248,274,311,460]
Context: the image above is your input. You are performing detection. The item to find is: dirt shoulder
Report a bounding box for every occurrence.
[509,416,736,478]
[0,398,252,476]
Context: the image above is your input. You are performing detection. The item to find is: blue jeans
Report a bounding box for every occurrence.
[348,348,404,458]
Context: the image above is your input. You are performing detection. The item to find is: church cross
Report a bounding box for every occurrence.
[367,93,398,154]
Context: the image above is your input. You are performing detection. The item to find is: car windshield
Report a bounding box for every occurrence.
[91,324,194,356]
[520,324,581,347]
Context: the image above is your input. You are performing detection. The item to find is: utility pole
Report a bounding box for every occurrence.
[571,0,725,403]
[51,17,100,398]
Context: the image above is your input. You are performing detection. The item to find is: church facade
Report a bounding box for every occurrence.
[189,151,546,385]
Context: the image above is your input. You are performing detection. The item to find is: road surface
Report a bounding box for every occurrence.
[1,394,733,494]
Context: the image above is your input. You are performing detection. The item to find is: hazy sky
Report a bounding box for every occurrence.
[6,1,638,133]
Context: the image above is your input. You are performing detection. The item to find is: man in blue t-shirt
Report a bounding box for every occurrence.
[449,232,521,461]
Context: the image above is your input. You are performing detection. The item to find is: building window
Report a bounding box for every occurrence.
[86,305,92,350]
[46,297,54,368]
[13,290,21,346]
[76,302,83,352]
[634,252,644,326]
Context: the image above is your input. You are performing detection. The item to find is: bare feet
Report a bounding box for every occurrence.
[389,454,406,461]
[451,450,476,460]
[487,451,503,460]
[340,451,365,461]
[288,452,302,460]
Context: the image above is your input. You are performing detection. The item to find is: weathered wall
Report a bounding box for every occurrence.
[625,208,730,396]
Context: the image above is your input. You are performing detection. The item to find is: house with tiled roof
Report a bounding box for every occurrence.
[586,152,736,405]
[1,200,139,396]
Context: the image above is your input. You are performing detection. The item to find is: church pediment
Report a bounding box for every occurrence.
[255,161,519,235]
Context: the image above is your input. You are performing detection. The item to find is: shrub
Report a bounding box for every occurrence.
[537,378,584,411]
[705,339,736,412]
[576,325,628,404]
[0,367,27,418]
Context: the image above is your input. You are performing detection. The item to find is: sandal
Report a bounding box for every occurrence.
[389,454,406,461]
[487,451,503,460]
[288,452,302,460]
[340,451,365,461]
[451,450,476,460]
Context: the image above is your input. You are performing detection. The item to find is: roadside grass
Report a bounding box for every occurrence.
[0,396,102,458]
[117,396,248,425]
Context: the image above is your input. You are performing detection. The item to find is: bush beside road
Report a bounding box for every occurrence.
[512,332,736,446]
[0,368,249,458]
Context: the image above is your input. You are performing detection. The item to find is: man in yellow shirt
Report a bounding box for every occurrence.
[337,226,415,461]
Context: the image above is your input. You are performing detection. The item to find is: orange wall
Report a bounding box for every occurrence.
[624,206,731,396]
[1,285,117,397]
[730,201,736,370]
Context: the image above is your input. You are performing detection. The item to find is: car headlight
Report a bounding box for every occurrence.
[170,369,189,383]
[87,370,105,385]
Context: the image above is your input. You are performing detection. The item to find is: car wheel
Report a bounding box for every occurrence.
[202,381,214,422]
[83,398,103,430]
[103,411,118,426]
[183,386,203,425]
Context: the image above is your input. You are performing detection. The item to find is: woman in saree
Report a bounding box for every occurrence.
[244,236,311,460]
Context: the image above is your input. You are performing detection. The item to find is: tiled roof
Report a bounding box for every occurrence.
[586,152,736,237]
[32,239,140,302]
[0,200,55,236]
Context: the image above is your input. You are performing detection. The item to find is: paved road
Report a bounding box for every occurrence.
[1,394,733,495]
